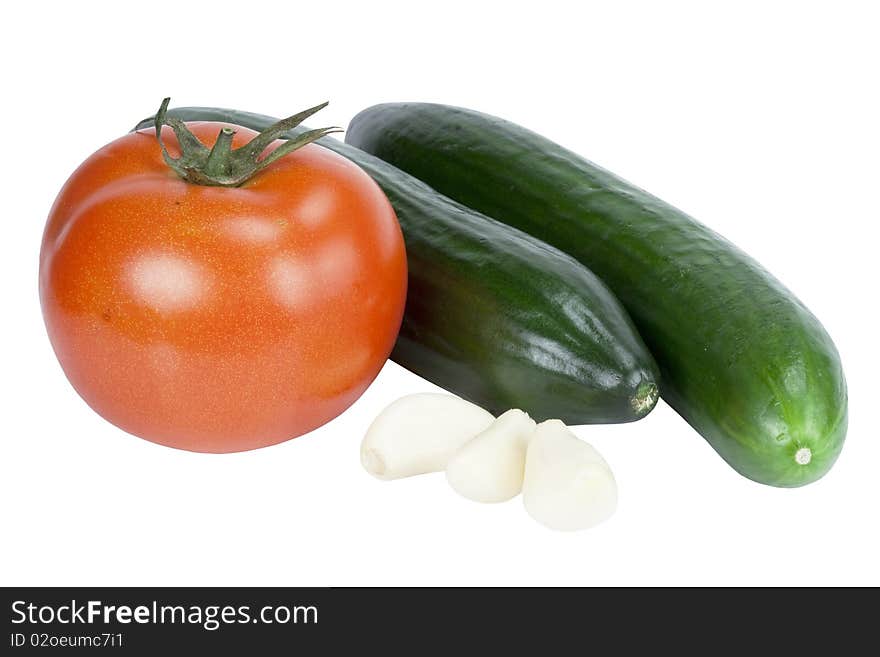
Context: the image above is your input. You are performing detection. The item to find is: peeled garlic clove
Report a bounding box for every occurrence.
[446,409,537,503]
[522,419,617,531]
[361,393,495,480]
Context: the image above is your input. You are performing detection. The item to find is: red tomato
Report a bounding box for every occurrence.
[40,123,407,452]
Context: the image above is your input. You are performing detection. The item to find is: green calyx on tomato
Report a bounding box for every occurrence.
[154,97,342,187]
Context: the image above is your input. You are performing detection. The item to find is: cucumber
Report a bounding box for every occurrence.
[133,108,660,424]
[345,103,847,487]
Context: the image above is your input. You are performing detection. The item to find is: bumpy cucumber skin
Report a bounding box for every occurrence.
[133,109,660,424]
[345,103,847,487]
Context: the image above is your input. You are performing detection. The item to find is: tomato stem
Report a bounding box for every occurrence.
[152,98,341,187]
[205,127,236,177]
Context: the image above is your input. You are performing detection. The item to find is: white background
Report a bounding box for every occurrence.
[2,1,877,586]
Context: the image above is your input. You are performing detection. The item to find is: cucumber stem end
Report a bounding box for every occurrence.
[795,447,812,466]
[631,382,659,416]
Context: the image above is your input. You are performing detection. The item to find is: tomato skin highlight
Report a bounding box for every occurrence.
[40,123,407,452]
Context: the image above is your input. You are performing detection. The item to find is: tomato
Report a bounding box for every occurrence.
[39,120,407,452]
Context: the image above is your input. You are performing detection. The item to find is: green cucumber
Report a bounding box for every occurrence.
[133,108,659,423]
[346,102,847,487]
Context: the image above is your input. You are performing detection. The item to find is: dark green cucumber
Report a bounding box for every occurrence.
[133,108,660,423]
[346,103,847,487]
